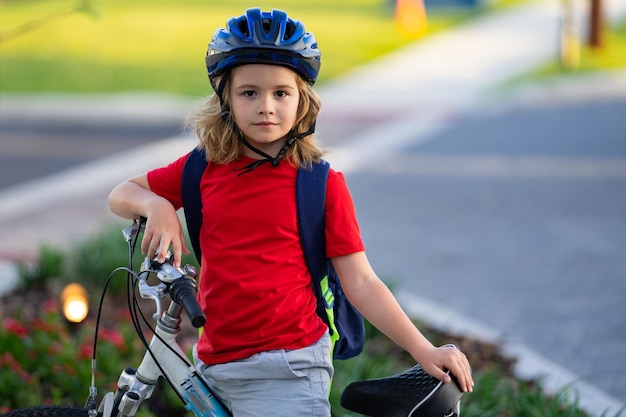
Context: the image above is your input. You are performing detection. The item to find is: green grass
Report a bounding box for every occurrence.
[0,0,492,96]
[3,1,621,96]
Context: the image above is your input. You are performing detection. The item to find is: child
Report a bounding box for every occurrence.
[108,8,473,416]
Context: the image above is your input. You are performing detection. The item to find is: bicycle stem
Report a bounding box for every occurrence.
[109,302,230,417]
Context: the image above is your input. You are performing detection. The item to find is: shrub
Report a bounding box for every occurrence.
[0,298,143,410]
[16,245,66,290]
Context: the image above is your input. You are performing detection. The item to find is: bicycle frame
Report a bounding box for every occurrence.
[100,301,230,417]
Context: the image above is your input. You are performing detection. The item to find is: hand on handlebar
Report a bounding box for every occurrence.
[139,254,206,328]
[141,205,191,267]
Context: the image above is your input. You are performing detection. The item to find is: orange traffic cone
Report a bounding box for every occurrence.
[396,0,428,39]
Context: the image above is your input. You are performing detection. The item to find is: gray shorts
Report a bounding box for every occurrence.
[194,331,334,417]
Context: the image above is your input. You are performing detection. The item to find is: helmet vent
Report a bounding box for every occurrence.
[238,19,250,37]
[283,23,295,40]
[261,18,271,34]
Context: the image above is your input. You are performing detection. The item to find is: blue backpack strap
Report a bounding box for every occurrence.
[296,161,340,341]
[296,159,330,295]
[297,160,365,360]
[182,146,208,264]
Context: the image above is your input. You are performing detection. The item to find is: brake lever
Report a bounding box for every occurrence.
[138,256,169,320]
[137,254,199,320]
[122,218,146,243]
[137,281,167,320]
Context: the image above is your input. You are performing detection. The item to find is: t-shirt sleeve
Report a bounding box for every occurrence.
[325,169,366,258]
[146,152,190,210]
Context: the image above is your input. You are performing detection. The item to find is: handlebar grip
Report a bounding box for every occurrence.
[169,278,206,328]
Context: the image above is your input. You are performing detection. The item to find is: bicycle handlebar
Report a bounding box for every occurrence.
[138,251,205,328]
[169,277,206,328]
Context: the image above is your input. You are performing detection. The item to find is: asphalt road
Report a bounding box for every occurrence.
[0,118,184,191]
[346,96,626,403]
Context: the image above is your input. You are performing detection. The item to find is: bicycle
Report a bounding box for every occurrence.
[2,219,464,417]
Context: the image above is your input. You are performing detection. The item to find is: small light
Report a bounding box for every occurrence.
[61,283,89,323]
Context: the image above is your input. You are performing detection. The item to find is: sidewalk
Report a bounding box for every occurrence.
[1,0,626,415]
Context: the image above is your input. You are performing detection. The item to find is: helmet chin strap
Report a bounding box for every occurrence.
[223,111,316,175]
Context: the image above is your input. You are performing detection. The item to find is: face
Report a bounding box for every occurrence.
[229,64,300,159]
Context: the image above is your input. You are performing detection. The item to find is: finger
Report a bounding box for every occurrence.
[141,232,152,256]
[171,237,183,267]
[181,232,191,256]
[461,353,474,392]
[452,356,473,392]
[425,363,451,383]
[149,240,160,260]
[457,369,472,393]
[157,238,170,263]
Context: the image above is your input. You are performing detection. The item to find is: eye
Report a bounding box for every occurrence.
[243,90,256,97]
[275,90,288,98]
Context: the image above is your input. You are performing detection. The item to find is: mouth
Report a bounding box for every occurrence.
[254,121,277,126]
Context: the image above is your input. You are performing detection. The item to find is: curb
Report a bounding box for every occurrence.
[397,292,626,417]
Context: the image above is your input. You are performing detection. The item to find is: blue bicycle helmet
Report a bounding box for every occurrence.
[206,8,321,91]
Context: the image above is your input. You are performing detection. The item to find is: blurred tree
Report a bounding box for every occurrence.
[588,0,604,48]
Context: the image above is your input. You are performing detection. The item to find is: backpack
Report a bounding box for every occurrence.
[181,147,365,360]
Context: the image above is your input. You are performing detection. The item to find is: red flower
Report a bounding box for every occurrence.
[42,299,59,313]
[99,328,126,350]
[2,317,28,338]
[78,342,94,360]
[0,352,33,384]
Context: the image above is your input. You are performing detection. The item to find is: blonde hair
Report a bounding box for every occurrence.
[187,72,325,169]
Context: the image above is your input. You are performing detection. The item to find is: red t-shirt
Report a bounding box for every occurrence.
[147,154,365,364]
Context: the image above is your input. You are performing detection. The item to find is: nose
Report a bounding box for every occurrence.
[258,94,275,115]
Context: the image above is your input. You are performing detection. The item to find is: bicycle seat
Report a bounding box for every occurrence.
[340,363,463,417]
